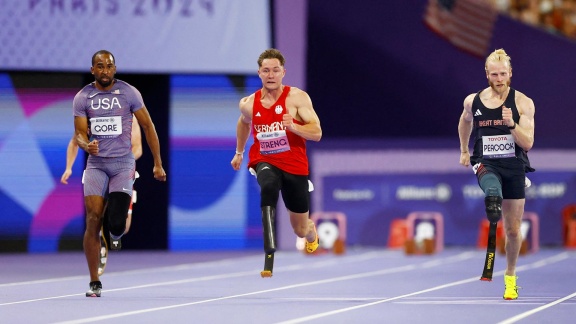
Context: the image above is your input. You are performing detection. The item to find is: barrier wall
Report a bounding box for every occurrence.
[310,144,576,247]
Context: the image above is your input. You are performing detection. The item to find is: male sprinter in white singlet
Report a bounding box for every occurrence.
[73,50,166,297]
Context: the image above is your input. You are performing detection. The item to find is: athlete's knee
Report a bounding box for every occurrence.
[84,214,102,237]
[85,211,101,225]
[504,217,523,239]
[258,171,280,189]
[106,192,131,237]
[258,176,280,207]
[84,208,104,235]
[481,172,503,223]
[505,226,522,240]
[485,191,502,223]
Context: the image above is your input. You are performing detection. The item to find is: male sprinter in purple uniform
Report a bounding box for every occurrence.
[74,50,166,297]
[61,115,142,276]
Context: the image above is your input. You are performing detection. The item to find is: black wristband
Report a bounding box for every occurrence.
[508,122,516,130]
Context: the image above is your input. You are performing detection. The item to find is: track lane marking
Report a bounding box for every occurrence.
[498,293,576,324]
[51,252,475,323]
[0,250,436,306]
[276,252,569,324]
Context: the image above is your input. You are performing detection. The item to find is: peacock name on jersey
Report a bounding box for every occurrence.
[482,134,515,159]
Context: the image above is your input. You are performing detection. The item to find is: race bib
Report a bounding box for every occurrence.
[90,116,122,138]
[482,134,515,159]
[257,130,290,155]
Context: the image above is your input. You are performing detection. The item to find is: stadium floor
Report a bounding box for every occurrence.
[1,247,575,323]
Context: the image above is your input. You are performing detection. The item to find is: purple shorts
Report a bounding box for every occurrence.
[82,153,136,198]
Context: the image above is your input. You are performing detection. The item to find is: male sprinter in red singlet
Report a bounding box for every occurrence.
[231,48,322,277]
[61,115,142,276]
[74,50,166,297]
[459,48,535,300]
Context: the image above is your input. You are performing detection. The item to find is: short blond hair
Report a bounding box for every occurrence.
[485,48,511,71]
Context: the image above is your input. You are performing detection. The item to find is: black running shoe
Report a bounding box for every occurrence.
[110,234,121,251]
[86,281,102,297]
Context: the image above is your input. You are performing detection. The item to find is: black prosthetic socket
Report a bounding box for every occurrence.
[479,173,502,198]
[106,192,131,237]
[257,165,281,207]
[261,206,277,254]
[484,188,502,224]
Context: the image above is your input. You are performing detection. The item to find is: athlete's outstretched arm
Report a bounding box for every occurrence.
[458,94,475,167]
[133,107,166,181]
[231,96,253,171]
[131,116,143,160]
[60,136,79,184]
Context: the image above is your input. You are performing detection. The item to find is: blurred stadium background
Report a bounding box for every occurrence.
[2,0,576,253]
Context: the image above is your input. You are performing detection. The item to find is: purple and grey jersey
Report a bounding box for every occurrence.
[73,79,144,157]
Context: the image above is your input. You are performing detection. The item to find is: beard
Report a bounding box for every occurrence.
[96,77,113,88]
[489,80,511,93]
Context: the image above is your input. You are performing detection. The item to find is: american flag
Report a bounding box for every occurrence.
[424,0,498,57]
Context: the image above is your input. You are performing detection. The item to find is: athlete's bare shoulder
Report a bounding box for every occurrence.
[514,89,532,102]
[239,93,255,120]
[287,86,307,97]
[239,93,255,110]
[514,89,535,116]
[463,92,477,110]
[287,86,312,106]
[477,87,493,100]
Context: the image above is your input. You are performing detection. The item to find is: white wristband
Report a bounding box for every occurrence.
[235,150,244,155]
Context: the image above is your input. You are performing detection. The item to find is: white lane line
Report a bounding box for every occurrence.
[0,250,397,289]
[0,250,429,306]
[275,252,570,324]
[276,276,482,324]
[54,265,418,324]
[0,269,256,306]
[0,255,261,288]
[0,275,87,288]
[52,252,476,324]
[497,292,576,324]
[279,296,569,303]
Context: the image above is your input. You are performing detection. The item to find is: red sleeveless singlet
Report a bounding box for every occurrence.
[247,86,309,175]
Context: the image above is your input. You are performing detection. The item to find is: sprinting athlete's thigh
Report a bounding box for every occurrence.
[84,155,135,197]
[280,172,310,214]
[83,167,109,197]
[500,164,525,199]
[106,155,136,197]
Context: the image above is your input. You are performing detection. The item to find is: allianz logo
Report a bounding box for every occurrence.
[333,189,375,201]
[396,183,452,202]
